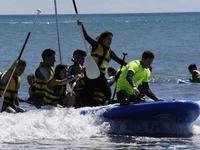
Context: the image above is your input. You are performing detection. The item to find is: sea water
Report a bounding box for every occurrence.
[0,13,200,149]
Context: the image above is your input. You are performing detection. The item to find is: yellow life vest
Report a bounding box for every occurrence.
[29,64,54,98]
[0,72,21,103]
[93,87,105,104]
[91,44,111,72]
[44,84,66,105]
[73,78,85,92]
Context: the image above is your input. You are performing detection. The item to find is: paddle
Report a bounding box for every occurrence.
[0,9,42,112]
[72,0,100,79]
[54,0,62,64]
[111,52,127,101]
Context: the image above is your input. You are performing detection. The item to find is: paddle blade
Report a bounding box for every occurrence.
[0,98,4,112]
[85,54,100,79]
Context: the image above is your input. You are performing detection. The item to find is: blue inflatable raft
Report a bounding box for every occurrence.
[81,100,200,137]
[103,101,199,122]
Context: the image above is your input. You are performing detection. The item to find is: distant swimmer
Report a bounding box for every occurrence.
[188,64,200,83]
[116,50,161,105]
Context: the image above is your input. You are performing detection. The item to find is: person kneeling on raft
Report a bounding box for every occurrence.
[46,64,81,107]
[0,60,26,113]
[116,50,161,104]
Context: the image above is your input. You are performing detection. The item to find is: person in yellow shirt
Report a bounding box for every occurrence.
[116,50,159,104]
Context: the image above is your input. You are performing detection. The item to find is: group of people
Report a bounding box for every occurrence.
[0,21,160,113]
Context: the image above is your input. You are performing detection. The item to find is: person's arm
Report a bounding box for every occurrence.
[126,70,135,87]
[110,51,127,66]
[141,82,159,101]
[48,78,68,88]
[193,70,200,80]
[48,76,80,88]
[0,61,18,85]
[78,22,98,49]
[126,70,140,96]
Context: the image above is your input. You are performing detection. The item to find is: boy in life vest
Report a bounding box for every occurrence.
[68,49,87,108]
[28,48,56,108]
[188,64,200,83]
[0,60,26,113]
[77,21,127,106]
[116,50,160,104]
[68,49,86,77]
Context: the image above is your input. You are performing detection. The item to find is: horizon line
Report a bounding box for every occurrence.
[0,11,200,16]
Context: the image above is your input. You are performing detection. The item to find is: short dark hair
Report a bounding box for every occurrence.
[41,49,55,60]
[142,50,155,59]
[97,31,113,44]
[73,49,86,58]
[18,59,26,66]
[188,64,197,73]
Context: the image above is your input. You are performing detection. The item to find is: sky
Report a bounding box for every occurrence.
[1,0,200,14]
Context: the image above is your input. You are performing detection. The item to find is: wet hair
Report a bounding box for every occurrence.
[17,59,26,67]
[188,64,197,73]
[73,49,86,58]
[142,50,155,59]
[107,67,117,76]
[41,48,55,60]
[54,64,67,80]
[97,31,113,44]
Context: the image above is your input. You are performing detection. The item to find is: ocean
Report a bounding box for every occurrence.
[0,13,200,149]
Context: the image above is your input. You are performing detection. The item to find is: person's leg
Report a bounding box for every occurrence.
[63,92,76,107]
[14,105,26,112]
[75,93,83,108]
[116,90,129,105]
[99,73,111,100]
[31,93,44,109]
[1,102,9,112]
[6,106,17,113]
[129,95,146,103]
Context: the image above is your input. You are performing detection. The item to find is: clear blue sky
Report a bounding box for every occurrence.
[1,0,200,14]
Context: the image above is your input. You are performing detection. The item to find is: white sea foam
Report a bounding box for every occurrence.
[0,101,199,144]
[0,107,103,143]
